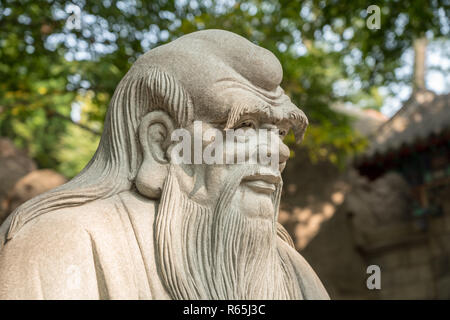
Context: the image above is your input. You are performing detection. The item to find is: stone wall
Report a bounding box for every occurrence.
[305,179,450,299]
[281,150,450,299]
[361,202,450,299]
[362,224,435,299]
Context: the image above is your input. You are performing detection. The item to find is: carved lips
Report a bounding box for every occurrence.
[241,172,281,194]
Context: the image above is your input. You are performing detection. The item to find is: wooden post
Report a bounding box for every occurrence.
[413,37,428,91]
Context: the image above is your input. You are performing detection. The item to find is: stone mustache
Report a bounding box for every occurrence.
[0,29,329,300]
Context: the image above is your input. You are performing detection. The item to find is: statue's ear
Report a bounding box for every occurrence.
[135,110,175,199]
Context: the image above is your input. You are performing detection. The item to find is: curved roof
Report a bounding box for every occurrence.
[362,90,450,159]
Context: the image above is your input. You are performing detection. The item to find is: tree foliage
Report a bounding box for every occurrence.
[0,0,448,176]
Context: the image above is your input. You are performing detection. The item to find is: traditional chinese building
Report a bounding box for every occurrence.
[356,90,450,224]
[351,90,450,299]
[290,89,450,299]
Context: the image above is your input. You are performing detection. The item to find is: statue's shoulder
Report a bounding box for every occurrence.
[0,196,127,299]
[2,196,120,254]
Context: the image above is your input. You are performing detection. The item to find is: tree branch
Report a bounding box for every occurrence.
[51,111,102,136]
[0,103,103,136]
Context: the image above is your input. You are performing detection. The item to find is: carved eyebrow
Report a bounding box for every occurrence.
[224,102,308,143]
[225,103,271,129]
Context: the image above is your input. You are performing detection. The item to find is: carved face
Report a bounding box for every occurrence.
[156,121,299,299]
[131,30,307,217]
[169,111,291,220]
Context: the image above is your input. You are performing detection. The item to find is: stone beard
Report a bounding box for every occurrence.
[156,164,302,299]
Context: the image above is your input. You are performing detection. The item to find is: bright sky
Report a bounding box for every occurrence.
[381,39,450,117]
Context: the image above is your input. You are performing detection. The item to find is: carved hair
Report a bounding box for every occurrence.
[0,66,194,244]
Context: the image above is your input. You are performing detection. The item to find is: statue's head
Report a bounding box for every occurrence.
[129,29,307,216]
[2,30,309,299]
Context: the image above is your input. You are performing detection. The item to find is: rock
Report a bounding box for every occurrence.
[0,138,36,223]
[2,169,67,220]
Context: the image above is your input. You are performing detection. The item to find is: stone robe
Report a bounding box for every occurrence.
[0,191,328,299]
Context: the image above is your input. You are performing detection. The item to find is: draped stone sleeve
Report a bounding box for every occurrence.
[277,237,330,300]
[0,196,154,300]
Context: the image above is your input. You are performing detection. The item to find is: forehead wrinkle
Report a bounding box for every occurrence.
[214,78,285,106]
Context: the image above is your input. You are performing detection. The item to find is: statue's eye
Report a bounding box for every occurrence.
[236,120,256,130]
[279,129,287,137]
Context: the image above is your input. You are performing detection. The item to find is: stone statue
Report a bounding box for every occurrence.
[0,30,329,300]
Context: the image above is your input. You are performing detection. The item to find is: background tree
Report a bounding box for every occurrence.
[0,0,448,177]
